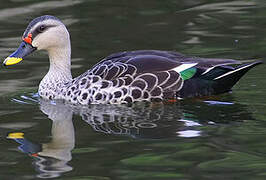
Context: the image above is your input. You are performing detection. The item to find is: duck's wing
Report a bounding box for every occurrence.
[76,50,246,100]
[88,50,241,78]
[89,50,183,77]
[69,50,261,103]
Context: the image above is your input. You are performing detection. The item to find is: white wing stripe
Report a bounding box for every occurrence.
[172,63,198,73]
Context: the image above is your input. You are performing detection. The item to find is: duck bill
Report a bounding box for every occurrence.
[3,41,36,66]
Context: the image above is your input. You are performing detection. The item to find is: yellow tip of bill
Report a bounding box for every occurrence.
[7,132,24,139]
[3,57,23,66]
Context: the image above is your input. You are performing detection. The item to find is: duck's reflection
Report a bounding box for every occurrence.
[37,101,74,178]
[8,100,75,179]
[7,97,253,178]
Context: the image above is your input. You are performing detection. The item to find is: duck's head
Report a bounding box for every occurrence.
[3,15,69,66]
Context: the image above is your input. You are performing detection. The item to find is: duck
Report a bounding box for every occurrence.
[3,15,262,105]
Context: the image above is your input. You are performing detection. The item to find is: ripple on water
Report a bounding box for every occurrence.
[0,0,266,179]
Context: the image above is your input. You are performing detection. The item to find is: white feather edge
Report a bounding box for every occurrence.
[201,67,215,75]
[214,63,254,80]
[201,62,242,75]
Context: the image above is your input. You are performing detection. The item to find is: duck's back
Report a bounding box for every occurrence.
[65,50,261,104]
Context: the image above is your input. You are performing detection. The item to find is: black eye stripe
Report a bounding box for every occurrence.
[37,24,56,32]
[36,25,48,33]
[38,25,46,32]
[31,25,56,39]
[23,15,61,38]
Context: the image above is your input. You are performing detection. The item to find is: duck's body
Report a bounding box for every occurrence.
[3,15,261,105]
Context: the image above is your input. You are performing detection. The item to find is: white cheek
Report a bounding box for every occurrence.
[31,25,69,50]
[31,38,38,48]
[32,37,45,50]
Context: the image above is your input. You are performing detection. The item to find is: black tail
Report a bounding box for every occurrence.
[213,61,262,94]
[178,61,262,98]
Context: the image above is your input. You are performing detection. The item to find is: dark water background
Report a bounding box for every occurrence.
[1,0,266,179]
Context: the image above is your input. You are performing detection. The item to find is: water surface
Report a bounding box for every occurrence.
[1,0,266,179]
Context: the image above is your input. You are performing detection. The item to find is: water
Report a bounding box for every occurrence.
[1,0,266,179]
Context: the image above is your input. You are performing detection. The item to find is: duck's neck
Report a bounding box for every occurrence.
[39,43,72,98]
[47,45,72,82]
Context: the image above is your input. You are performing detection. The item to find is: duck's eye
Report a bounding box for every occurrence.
[38,25,46,33]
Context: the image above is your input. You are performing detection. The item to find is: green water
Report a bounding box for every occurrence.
[1,0,266,179]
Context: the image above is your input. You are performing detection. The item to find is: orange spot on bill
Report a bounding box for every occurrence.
[23,33,32,44]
